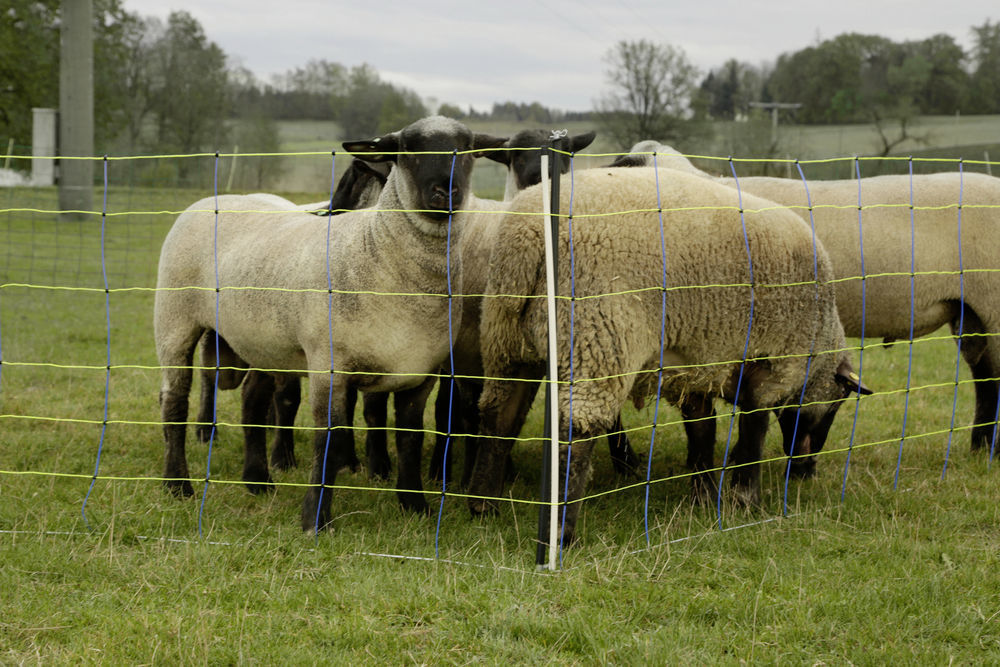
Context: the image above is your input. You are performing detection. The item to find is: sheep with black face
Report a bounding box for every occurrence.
[154,116,506,530]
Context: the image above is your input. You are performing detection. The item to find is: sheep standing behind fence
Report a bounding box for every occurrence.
[467,166,867,545]
[154,116,507,530]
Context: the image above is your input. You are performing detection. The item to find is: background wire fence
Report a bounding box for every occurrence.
[1,148,999,569]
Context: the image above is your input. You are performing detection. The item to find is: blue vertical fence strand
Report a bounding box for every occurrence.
[715,159,756,531]
[781,162,821,517]
[434,150,459,559]
[198,152,223,537]
[943,162,966,478]
[840,158,868,501]
[545,142,576,567]
[81,156,112,529]
[558,148,574,566]
[314,152,339,538]
[893,159,919,490]
[642,155,669,546]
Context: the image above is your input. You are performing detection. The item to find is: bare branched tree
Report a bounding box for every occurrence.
[594,39,699,149]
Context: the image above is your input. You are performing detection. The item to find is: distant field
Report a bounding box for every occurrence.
[273,115,999,196]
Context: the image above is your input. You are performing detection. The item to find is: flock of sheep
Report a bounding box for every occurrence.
[153,115,1000,546]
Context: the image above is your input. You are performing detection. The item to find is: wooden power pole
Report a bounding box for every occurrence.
[59,0,94,218]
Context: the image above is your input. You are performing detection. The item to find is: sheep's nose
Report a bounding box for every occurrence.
[432,184,459,199]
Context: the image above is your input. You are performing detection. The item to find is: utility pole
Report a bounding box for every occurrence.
[749,101,802,144]
[59,0,94,218]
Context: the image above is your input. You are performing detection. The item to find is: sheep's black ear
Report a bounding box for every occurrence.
[343,133,401,163]
[472,134,509,161]
[353,158,392,184]
[482,141,512,166]
[834,361,872,396]
[568,130,596,153]
[608,154,648,168]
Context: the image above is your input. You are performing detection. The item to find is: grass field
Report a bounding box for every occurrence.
[3,153,1000,661]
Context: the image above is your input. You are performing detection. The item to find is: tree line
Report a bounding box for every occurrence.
[601,21,1000,152]
[1,2,998,161]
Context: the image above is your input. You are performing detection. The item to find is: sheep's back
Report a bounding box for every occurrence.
[729,173,1000,339]
[488,168,843,423]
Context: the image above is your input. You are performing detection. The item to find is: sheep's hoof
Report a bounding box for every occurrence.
[244,480,274,495]
[368,457,391,481]
[339,453,362,475]
[611,453,642,479]
[730,484,761,508]
[970,429,994,452]
[468,497,499,517]
[558,529,579,549]
[164,478,194,498]
[270,447,297,471]
[786,458,816,479]
[397,491,429,515]
[690,474,719,505]
[301,491,330,532]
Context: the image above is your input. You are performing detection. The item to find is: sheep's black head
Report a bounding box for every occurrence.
[777,358,871,478]
[322,159,391,215]
[344,116,506,222]
[484,129,597,190]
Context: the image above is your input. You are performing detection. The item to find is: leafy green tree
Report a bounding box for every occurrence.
[436,103,465,119]
[968,20,1000,113]
[912,34,969,114]
[595,39,700,149]
[698,59,766,120]
[335,64,426,138]
[0,0,58,149]
[230,113,282,189]
[766,33,896,124]
[148,11,231,154]
[0,0,138,153]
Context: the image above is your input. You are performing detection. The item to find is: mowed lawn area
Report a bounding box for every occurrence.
[2,137,1000,661]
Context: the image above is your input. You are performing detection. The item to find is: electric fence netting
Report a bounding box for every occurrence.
[1,143,999,572]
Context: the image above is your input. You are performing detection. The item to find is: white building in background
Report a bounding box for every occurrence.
[31,107,57,186]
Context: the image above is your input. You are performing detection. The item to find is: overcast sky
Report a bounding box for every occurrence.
[123,0,997,112]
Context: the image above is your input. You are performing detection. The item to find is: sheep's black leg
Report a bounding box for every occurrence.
[195,334,218,444]
[195,332,248,443]
[428,378,451,482]
[950,304,1000,452]
[363,391,391,479]
[343,386,361,473]
[195,373,217,444]
[160,331,202,498]
[268,374,301,471]
[967,351,1000,453]
[458,380,485,489]
[557,431,598,547]
[429,377,456,484]
[778,408,817,478]
[468,368,541,516]
[392,376,437,514]
[162,385,194,498]
[606,414,641,477]
[240,370,275,494]
[970,372,1000,453]
[729,410,769,506]
[681,394,718,503]
[301,378,355,532]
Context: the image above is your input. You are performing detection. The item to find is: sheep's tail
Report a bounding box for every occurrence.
[480,215,547,372]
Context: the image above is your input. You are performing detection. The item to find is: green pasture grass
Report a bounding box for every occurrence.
[3,181,1000,661]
